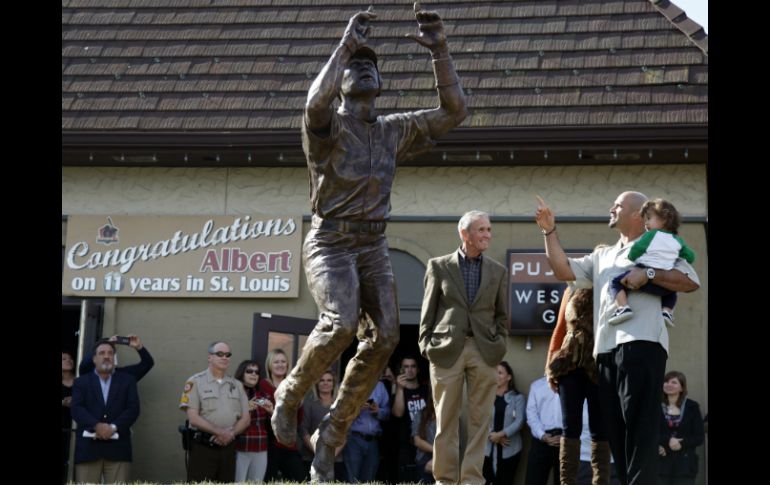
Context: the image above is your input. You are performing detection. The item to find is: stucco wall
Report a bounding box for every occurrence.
[63,165,706,217]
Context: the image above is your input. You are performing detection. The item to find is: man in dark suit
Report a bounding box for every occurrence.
[71,340,140,483]
[419,210,508,485]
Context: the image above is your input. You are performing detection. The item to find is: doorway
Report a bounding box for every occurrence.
[62,302,80,360]
[61,297,104,484]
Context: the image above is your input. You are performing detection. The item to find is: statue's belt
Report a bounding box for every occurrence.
[313,217,387,234]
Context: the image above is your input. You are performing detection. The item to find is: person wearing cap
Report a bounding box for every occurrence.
[179,341,251,483]
[271,2,467,482]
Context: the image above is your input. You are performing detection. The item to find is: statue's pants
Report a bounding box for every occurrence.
[281,227,400,446]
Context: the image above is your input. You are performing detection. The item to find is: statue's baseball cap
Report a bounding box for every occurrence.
[351,46,378,68]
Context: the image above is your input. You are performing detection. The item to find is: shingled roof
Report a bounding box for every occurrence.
[62,0,707,132]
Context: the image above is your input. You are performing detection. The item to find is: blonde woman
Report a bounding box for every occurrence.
[265,348,289,388]
[264,348,305,481]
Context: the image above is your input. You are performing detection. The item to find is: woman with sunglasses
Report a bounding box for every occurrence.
[234,360,275,483]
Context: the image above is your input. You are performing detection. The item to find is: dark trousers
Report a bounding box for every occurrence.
[376,419,400,484]
[396,441,418,482]
[62,429,72,484]
[524,438,560,485]
[577,461,621,485]
[265,444,305,481]
[187,440,236,483]
[559,368,607,440]
[484,451,521,485]
[658,477,695,485]
[597,341,667,485]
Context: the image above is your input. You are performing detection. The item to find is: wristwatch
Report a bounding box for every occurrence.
[646,268,656,281]
[110,424,117,433]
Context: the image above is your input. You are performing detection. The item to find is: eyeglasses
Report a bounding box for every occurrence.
[244,369,259,375]
[210,351,232,358]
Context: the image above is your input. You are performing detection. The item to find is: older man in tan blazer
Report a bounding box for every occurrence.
[419,210,509,485]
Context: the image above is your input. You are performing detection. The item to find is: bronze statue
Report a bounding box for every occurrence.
[271,3,467,481]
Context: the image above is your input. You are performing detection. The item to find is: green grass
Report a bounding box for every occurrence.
[68,482,406,485]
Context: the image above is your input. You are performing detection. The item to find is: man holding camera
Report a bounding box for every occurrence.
[179,341,251,482]
[391,355,430,481]
[79,334,154,382]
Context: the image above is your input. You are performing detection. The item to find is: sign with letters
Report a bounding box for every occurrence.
[62,214,302,298]
[506,249,589,335]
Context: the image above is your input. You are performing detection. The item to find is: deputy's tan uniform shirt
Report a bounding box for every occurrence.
[179,368,249,429]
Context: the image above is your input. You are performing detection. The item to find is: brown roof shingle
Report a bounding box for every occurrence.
[62,0,708,131]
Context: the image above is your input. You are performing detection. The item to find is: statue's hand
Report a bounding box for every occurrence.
[342,6,377,52]
[405,2,447,52]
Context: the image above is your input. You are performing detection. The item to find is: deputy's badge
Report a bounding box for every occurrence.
[183,381,194,393]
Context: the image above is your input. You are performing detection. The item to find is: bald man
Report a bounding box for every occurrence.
[535,192,700,485]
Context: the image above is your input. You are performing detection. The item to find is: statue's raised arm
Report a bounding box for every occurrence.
[305,7,377,136]
[405,2,468,137]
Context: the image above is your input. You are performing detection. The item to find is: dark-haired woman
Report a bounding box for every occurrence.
[234,360,274,483]
[483,361,525,485]
[658,371,704,485]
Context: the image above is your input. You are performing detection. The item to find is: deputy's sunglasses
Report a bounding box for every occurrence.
[210,351,232,358]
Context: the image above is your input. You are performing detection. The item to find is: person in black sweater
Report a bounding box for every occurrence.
[62,351,76,483]
[658,371,704,485]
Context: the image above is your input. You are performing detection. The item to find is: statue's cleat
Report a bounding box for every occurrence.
[310,432,335,482]
[316,413,346,448]
[270,385,297,446]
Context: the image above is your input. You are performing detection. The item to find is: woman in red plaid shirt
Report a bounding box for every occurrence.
[234,360,275,483]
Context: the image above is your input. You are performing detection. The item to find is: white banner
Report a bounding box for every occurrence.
[62,214,302,298]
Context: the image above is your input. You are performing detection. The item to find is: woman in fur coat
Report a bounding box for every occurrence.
[546,286,610,485]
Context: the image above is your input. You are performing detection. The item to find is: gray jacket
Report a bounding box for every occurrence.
[484,391,526,468]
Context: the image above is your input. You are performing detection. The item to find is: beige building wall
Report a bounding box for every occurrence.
[63,165,706,217]
[62,164,707,484]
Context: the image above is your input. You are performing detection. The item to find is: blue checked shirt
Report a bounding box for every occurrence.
[458,246,482,304]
